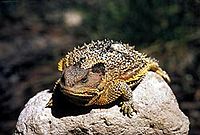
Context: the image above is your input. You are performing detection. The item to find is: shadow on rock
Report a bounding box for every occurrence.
[46,89,92,118]
[46,89,119,118]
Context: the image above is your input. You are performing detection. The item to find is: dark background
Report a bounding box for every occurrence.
[0,0,199,134]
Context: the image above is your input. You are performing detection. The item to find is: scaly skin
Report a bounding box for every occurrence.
[47,39,170,117]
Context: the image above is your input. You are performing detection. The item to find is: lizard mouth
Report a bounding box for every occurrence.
[64,88,98,97]
[60,87,99,105]
[59,82,99,97]
[60,83,99,98]
[58,78,101,105]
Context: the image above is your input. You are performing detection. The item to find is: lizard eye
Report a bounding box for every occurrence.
[80,76,88,83]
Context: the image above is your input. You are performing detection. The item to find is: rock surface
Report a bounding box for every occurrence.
[14,71,190,135]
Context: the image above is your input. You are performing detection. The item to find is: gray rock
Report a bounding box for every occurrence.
[14,71,190,135]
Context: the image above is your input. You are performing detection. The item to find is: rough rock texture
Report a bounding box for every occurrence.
[14,72,190,135]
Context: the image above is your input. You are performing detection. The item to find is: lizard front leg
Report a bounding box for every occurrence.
[118,81,135,117]
[46,79,61,107]
[88,79,135,117]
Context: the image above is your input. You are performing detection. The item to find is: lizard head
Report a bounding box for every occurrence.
[59,62,105,105]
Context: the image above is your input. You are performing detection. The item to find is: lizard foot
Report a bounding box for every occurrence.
[120,101,134,117]
[46,98,53,108]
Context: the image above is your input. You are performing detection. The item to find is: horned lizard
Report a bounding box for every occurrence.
[47,39,170,117]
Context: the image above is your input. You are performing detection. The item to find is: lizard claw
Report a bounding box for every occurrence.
[120,101,134,117]
[46,98,53,108]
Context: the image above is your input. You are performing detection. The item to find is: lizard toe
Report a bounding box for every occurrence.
[120,101,134,117]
